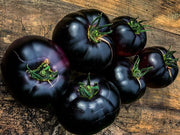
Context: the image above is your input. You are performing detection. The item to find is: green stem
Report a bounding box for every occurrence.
[26,59,58,82]
[163,46,178,68]
[132,56,153,79]
[78,73,99,99]
[88,14,112,43]
[128,18,151,35]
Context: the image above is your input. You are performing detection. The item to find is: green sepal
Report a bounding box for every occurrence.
[128,18,151,35]
[88,13,112,43]
[163,46,178,68]
[26,59,58,82]
[77,73,100,99]
[132,56,153,79]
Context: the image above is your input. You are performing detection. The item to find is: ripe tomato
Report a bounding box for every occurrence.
[1,36,70,107]
[106,57,152,104]
[53,73,120,134]
[110,16,148,57]
[137,46,178,88]
[52,9,114,73]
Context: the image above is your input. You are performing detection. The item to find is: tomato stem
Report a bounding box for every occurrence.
[78,73,99,99]
[128,18,150,35]
[88,13,112,43]
[26,59,58,84]
[132,56,153,79]
[163,46,178,68]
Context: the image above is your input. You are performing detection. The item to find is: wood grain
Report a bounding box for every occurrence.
[0,0,180,134]
[63,0,180,35]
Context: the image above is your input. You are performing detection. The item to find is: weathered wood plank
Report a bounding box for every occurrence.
[0,0,180,135]
[62,0,180,35]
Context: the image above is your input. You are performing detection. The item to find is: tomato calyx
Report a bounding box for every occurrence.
[162,46,178,68]
[132,56,153,79]
[88,13,112,43]
[77,73,99,99]
[26,58,58,85]
[128,18,150,35]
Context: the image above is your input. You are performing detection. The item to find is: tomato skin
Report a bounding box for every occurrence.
[53,75,121,134]
[106,57,146,104]
[110,16,147,57]
[137,46,178,88]
[52,9,114,73]
[1,36,70,107]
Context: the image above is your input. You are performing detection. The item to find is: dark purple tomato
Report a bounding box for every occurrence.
[106,57,152,104]
[52,9,114,73]
[137,46,178,88]
[110,16,147,57]
[1,35,70,107]
[53,73,120,134]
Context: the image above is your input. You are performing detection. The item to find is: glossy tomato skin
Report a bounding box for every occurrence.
[52,9,114,73]
[1,36,70,107]
[110,16,147,57]
[137,46,178,88]
[53,75,121,134]
[106,57,146,104]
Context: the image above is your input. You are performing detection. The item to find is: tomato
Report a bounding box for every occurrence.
[1,36,70,107]
[52,73,121,134]
[137,46,179,88]
[106,57,152,104]
[110,16,148,57]
[52,9,114,73]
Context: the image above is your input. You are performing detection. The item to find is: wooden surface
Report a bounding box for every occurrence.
[0,0,180,134]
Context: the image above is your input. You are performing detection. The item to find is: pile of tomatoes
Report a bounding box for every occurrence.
[1,9,178,134]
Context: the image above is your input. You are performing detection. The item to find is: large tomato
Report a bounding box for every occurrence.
[52,9,114,73]
[1,36,70,107]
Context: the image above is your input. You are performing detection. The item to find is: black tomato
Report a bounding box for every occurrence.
[53,73,121,134]
[110,16,148,57]
[52,9,114,73]
[1,35,70,107]
[106,57,152,104]
[137,46,179,88]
